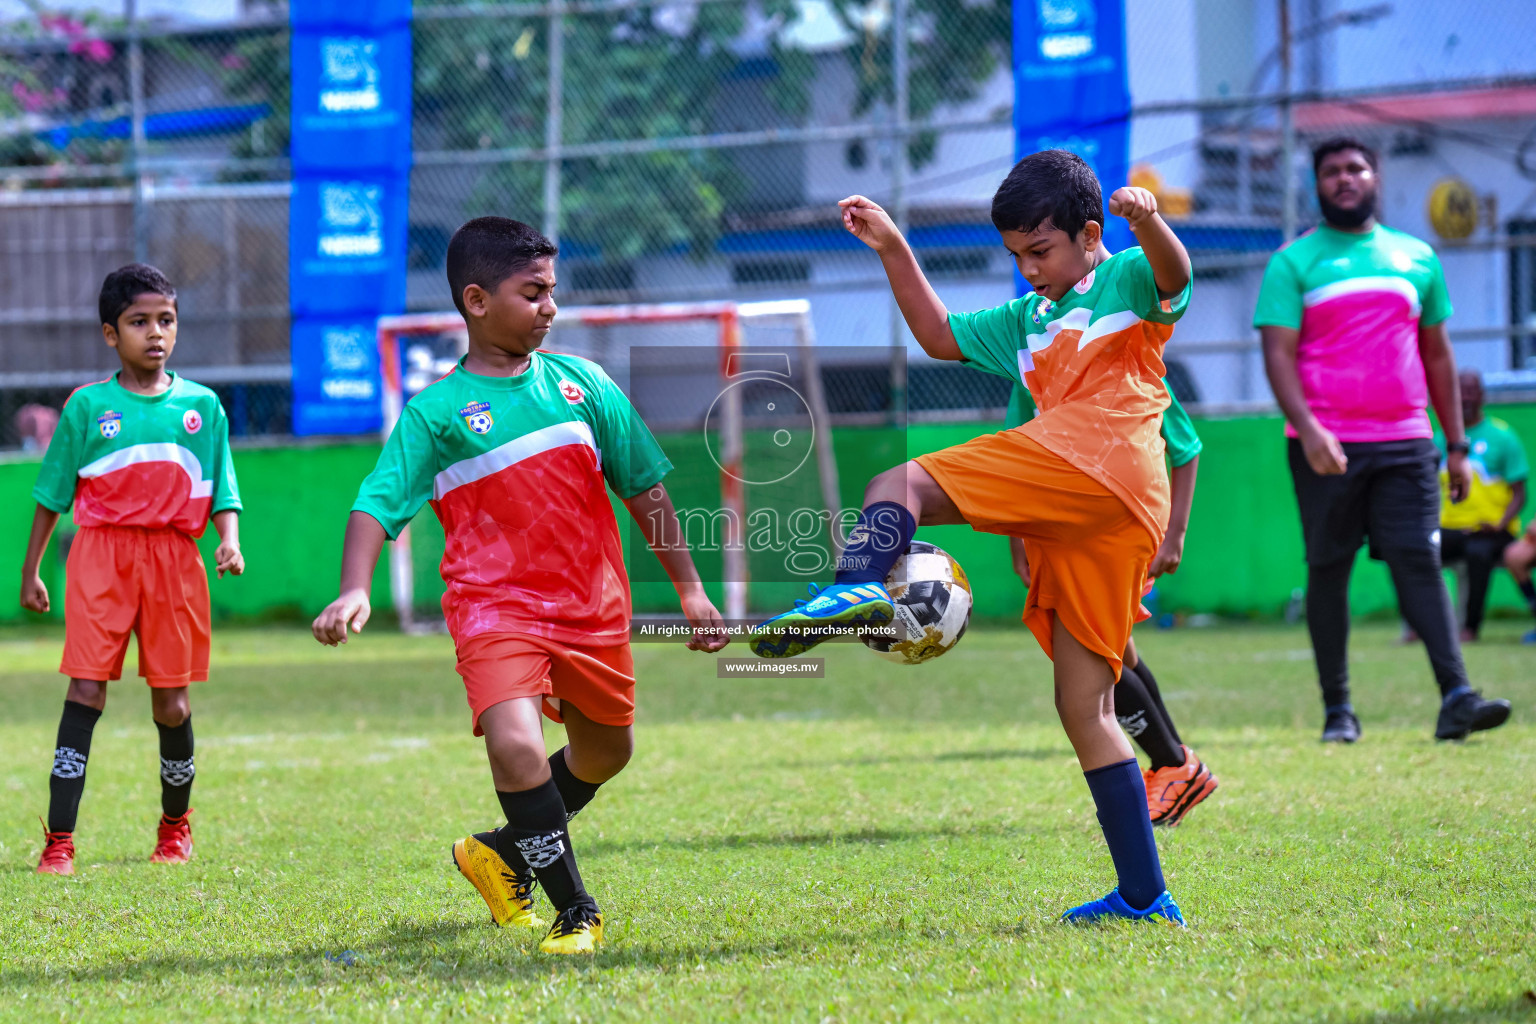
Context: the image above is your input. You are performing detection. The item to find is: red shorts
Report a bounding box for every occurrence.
[454,632,636,736]
[61,525,211,687]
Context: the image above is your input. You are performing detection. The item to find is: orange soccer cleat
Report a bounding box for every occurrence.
[1143,746,1219,828]
[36,823,75,875]
[150,810,194,864]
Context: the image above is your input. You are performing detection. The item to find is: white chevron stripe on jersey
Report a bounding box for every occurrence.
[77,443,212,498]
[1075,309,1145,351]
[1301,275,1421,316]
[1024,306,1091,354]
[433,420,598,501]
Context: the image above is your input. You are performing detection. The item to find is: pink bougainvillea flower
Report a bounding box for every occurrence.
[11,82,53,113]
[68,38,114,63]
[220,53,248,70]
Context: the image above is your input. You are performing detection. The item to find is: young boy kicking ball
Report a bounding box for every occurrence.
[751,150,1194,924]
[22,263,244,874]
[313,217,726,954]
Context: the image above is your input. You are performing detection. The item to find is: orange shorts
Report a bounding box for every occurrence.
[916,430,1156,679]
[61,525,211,687]
[454,632,636,736]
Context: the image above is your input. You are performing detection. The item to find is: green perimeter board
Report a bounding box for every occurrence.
[7,406,1536,625]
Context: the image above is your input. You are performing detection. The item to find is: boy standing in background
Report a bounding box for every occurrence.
[21,263,244,875]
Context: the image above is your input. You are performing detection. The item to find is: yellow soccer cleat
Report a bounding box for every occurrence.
[538,902,604,954]
[451,835,547,930]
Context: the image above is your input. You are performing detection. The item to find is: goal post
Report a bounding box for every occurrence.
[376,298,837,632]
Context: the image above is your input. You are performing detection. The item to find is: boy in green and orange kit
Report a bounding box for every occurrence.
[751,150,1194,923]
[21,263,244,875]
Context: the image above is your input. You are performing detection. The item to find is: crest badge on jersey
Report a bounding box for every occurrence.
[558,379,585,404]
[183,408,202,434]
[458,400,494,434]
[97,410,121,439]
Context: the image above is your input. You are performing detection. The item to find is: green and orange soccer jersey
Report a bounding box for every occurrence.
[352,351,673,646]
[949,247,1190,543]
[32,372,241,537]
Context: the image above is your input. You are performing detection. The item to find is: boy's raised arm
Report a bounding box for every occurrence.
[1108,187,1191,299]
[839,195,963,361]
[622,484,728,652]
[312,510,389,645]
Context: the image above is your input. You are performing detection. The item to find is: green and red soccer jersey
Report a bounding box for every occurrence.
[352,351,672,646]
[32,372,241,537]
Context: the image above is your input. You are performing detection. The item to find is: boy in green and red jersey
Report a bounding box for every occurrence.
[313,217,727,955]
[1003,380,1218,828]
[21,263,244,876]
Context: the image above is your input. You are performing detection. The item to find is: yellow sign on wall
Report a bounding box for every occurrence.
[1428,177,1478,240]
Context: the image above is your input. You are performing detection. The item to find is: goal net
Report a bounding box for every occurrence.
[376,299,840,633]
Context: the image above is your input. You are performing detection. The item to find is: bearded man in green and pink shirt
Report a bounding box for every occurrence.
[1258,136,1511,744]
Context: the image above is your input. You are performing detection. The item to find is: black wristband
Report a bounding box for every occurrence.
[1447,440,1471,455]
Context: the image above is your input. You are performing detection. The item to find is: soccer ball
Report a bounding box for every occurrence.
[860,541,972,665]
[466,411,493,434]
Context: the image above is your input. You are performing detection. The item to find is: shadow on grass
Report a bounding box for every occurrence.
[0,914,921,988]
[778,746,1066,770]
[583,820,1031,858]
[1320,995,1536,1023]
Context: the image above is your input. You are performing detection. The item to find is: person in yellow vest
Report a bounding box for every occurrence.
[1435,370,1527,642]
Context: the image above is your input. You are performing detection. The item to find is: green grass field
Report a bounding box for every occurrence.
[2,620,1534,1023]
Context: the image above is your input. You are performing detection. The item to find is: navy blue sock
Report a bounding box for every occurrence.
[834,501,917,585]
[1083,758,1165,910]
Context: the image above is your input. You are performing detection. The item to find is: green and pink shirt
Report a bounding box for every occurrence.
[1254,223,1453,442]
[352,351,672,646]
[32,372,241,537]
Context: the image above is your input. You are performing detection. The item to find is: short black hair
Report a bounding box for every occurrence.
[990,149,1104,239]
[1312,136,1379,176]
[445,216,558,316]
[99,263,176,328]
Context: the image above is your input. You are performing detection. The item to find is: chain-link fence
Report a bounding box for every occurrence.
[3,0,1536,448]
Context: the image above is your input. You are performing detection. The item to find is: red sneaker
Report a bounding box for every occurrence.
[37,824,75,875]
[150,810,194,864]
[1144,746,1219,828]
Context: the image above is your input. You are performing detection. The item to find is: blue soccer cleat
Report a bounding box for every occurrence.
[748,582,893,659]
[1060,888,1185,927]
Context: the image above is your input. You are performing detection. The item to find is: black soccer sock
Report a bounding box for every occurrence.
[47,700,101,833]
[834,501,917,585]
[1084,758,1166,911]
[1306,559,1354,710]
[156,717,195,819]
[549,747,603,819]
[1129,657,1180,745]
[1518,579,1536,618]
[496,779,590,912]
[1115,665,1185,771]
[1384,544,1470,698]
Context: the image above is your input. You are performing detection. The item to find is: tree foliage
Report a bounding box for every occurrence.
[220,2,1012,261]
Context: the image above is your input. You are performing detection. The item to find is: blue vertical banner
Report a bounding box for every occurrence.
[1011,0,1133,261]
[289,0,412,436]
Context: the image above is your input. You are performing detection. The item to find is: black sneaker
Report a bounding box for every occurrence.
[1321,709,1361,743]
[1434,690,1512,741]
